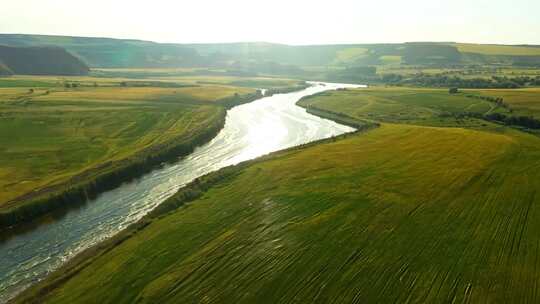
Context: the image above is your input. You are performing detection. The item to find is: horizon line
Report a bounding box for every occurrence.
[1,32,539,47]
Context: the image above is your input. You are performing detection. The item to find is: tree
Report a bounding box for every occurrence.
[449,87,459,94]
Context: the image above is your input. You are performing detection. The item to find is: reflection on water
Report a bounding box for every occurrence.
[0,82,362,302]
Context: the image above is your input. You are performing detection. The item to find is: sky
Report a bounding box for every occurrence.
[1,0,539,45]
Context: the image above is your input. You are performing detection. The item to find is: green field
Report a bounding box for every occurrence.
[333,47,369,64]
[456,43,540,56]
[20,124,540,303]
[299,86,540,131]
[0,75,266,216]
[299,87,503,127]
[465,88,540,119]
[17,86,540,303]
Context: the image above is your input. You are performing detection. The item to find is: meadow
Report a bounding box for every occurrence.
[455,43,540,56]
[464,88,540,119]
[19,123,540,303]
[0,74,304,226]
[16,84,540,303]
[299,86,540,131]
[298,87,500,127]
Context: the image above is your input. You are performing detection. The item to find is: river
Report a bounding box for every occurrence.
[0,82,362,302]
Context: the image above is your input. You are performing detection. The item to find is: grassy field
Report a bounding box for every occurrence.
[333,47,369,65]
[456,43,540,56]
[464,88,540,119]
[376,66,540,79]
[299,86,540,129]
[20,122,540,303]
[16,85,540,303]
[0,75,265,216]
[298,86,504,127]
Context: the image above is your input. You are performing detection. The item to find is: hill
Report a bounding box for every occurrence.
[0,34,201,68]
[0,45,89,75]
[2,34,540,71]
[170,42,540,67]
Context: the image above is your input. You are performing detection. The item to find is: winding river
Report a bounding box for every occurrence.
[0,82,361,302]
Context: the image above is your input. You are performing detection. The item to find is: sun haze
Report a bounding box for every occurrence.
[1,0,539,44]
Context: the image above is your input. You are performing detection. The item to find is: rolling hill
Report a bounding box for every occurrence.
[1,34,540,70]
[0,34,201,68]
[0,45,89,75]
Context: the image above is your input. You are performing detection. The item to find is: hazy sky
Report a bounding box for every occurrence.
[1,0,539,45]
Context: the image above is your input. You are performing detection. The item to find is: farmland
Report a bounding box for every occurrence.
[299,86,540,131]
[465,88,540,119]
[455,43,540,56]
[298,87,500,127]
[19,122,540,303]
[16,85,540,303]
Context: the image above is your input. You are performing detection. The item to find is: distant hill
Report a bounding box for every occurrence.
[0,34,201,68]
[1,34,539,71]
[0,45,89,75]
[186,41,540,67]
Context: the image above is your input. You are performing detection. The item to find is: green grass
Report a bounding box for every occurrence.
[456,43,540,56]
[0,78,57,88]
[334,47,369,64]
[464,88,540,119]
[14,84,540,303]
[298,86,502,127]
[0,78,255,208]
[375,66,540,84]
[379,55,402,65]
[229,78,300,88]
[23,122,540,303]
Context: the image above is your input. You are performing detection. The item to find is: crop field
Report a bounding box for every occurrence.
[377,66,540,78]
[28,86,254,104]
[298,86,506,127]
[0,77,257,209]
[465,88,540,119]
[456,43,540,56]
[1,73,303,89]
[334,47,369,64]
[152,75,302,87]
[22,121,540,303]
